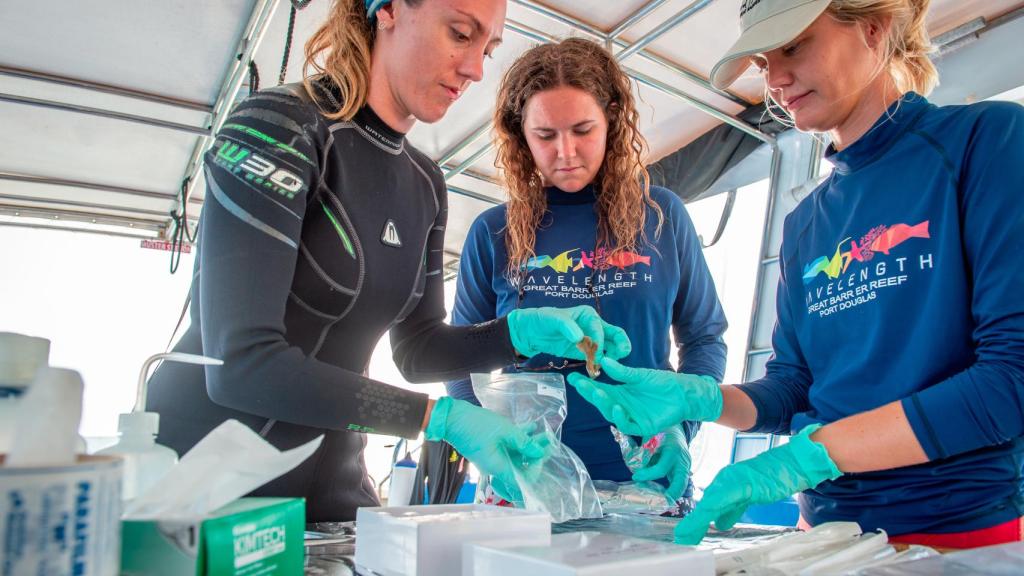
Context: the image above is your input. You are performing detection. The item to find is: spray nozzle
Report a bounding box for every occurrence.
[134,352,223,413]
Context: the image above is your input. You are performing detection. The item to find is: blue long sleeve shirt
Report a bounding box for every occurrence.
[448,185,727,481]
[738,94,1024,535]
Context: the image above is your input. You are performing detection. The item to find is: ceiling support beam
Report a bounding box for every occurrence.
[613,0,713,62]
[0,64,212,112]
[0,205,167,234]
[442,9,773,183]
[0,194,197,221]
[0,92,210,136]
[0,171,204,205]
[511,0,748,106]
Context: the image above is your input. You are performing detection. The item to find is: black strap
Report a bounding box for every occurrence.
[166,289,192,352]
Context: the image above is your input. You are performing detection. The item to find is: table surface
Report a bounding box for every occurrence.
[300,515,793,575]
[302,516,1024,575]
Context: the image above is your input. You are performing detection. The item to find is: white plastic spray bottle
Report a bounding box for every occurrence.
[97,352,223,502]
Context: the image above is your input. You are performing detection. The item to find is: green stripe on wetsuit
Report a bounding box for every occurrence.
[321,200,356,259]
[223,123,313,165]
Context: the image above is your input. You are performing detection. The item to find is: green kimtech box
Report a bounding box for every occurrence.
[121,497,305,576]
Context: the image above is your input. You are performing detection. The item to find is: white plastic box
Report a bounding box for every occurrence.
[466,531,715,576]
[355,504,552,576]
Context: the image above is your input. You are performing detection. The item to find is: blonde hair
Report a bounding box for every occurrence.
[828,0,938,95]
[494,37,663,279]
[302,0,423,120]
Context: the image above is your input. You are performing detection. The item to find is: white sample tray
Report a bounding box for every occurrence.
[355,503,551,576]
[467,530,714,576]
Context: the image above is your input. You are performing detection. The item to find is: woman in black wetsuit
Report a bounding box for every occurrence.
[147,0,628,522]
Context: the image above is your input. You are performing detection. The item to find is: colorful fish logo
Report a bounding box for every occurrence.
[870,221,929,255]
[525,247,652,273]
[605,251,651,270]
[803,221,930,284]
[571,248,652,271]
[573,250,595,272]
[547,249,578,273]
[802,239,849,284]
[523,249,578,273]
[524,255,552,271]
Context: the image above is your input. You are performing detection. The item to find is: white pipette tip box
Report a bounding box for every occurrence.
[466,531,715,576]
[355,503,551,576]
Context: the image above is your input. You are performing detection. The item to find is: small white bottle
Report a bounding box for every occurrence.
[0,332,50,454]
[388,452,418,507]
[97,351,222,501]
[97,411,178,500]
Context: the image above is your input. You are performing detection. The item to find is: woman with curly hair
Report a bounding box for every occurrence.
[446,37,727,501]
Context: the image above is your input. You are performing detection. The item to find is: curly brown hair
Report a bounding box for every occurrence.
[494,37,663,278]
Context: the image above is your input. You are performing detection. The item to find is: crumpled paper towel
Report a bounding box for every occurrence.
[124,419,322,520]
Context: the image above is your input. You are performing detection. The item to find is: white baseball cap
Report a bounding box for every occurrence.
[710,0,832,89]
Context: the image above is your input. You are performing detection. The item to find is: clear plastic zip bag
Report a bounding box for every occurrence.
[471,372,603,523]
[608,427,694,517]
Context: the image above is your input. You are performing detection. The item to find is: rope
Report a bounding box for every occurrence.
[248,60,260,94]
[278,5,298,85]
[168,178,195,274]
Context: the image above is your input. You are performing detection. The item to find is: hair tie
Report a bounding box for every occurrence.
[365,0,391,22]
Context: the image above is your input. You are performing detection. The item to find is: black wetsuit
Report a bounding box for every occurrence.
[147,80,516,521]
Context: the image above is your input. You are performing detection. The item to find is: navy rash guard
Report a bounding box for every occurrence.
[147,80,517,521]
[447,185,727,482]
[738,94,1024,535]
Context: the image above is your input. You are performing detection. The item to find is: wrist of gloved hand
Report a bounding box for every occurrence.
[567,361,722,437]
[671,423,841,545]
[503,307,528,356]
[682,374,724,422]
[506,307,585,359]
[780,423,842,486]
[424,396,453,442]
[506,306,631,362]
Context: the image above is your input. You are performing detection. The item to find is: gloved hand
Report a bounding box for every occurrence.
[567,358,721,436]
[425,396,549,501]
[673,424,842,545]
[507,305,631,361]
[632,425,692,502]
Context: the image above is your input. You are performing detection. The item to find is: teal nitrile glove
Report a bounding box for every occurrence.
[566,358,721,437]
[506,305,631,361]
[425,397,549,501]
[632,425,691,502]
[673,424,842,545]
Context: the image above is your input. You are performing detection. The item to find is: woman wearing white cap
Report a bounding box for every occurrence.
[568,0,1024,547]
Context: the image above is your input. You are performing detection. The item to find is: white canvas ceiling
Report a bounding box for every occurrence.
[1,0,1021,260]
